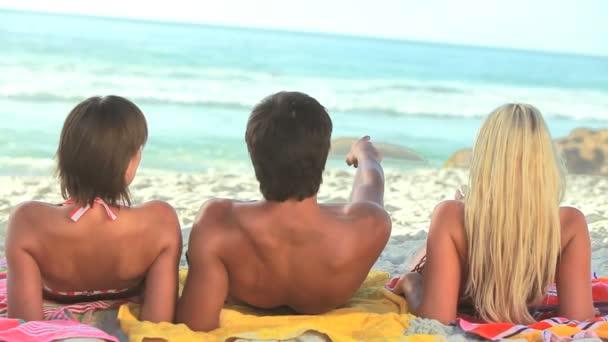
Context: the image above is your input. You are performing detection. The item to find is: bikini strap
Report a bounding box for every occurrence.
[411,255,427,273]
[62,198,118,222]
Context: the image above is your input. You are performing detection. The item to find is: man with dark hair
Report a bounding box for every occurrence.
[177,92,391,332]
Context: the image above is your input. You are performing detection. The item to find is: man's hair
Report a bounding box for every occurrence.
[57,95,148,207]
[246,91,333,202]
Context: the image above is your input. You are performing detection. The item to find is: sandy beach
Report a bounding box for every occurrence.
[1,167,606,276]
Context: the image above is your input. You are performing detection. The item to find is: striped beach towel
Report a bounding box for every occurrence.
[0,258,135,323]
[457,277,608,341]
[458,316,608,341]
[0,318,118,342]
[388,275,608,340]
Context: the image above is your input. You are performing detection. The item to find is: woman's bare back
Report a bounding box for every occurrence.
[395,200,594,324]
[6,199,182,322]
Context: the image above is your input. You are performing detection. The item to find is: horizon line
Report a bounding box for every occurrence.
[1,7,607,59]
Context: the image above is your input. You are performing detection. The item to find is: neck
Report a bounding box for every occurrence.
[263,195,320,213]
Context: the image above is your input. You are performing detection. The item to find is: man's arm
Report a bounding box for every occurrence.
[176,202,229,332]
[346,136,384,207]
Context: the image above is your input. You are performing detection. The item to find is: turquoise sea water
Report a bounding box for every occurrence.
[1,9,607,175]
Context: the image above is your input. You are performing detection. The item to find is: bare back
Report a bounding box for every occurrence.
[400,200,595,324]
[6,200,182,322]
[177,198,391,331]
[218,200,389,311]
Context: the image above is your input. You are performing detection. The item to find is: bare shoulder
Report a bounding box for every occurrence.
[7,201,51,230]
[344,202,391,229]
[559,206,586,227]
[138,200,179,222]
[559,206,589,241]
[6,201,50,246]
[136,200,181,244]
[138,200,178,219]
[432,200,465,218]
[428,200,465,236]
[340,202,392,247]
[193,199,235,230]
[188,199,235,254]
[9,200,43,219]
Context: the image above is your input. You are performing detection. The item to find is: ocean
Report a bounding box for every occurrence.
[1,9,607,176]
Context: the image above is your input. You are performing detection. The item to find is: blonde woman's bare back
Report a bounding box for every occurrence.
[394,200,594,324]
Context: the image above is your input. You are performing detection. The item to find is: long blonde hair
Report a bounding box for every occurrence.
[464,103,566,324]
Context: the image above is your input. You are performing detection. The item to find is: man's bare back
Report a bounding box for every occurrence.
[177,92,391,331]
[190,198,388,309]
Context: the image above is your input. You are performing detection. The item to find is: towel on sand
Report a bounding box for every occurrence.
[119,269,424,342]
[457,277,608,341]
[0,258,135,323]
[457,316,608,341]
[0,318,118,342]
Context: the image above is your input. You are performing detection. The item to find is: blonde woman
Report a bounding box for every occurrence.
[392,103,594,324]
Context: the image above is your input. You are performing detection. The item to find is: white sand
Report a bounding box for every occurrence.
[1,167,607,274]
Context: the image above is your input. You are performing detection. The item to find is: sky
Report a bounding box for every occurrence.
[0,0,607,57]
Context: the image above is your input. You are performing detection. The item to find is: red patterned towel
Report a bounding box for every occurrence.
[389,276,608,341]
[0,319,118,342]
[457,316,608,341]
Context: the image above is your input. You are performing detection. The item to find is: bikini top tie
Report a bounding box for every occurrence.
[62,198,118,222]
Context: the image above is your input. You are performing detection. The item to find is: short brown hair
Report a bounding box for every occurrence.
[57,96,148,207]
[246,91,332,202]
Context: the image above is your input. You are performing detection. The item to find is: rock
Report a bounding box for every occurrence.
[556,128,608,176]
[443,128,608,176]
[330,137,425,162]
[442,149,472,168]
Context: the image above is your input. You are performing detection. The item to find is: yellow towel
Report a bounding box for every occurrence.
[118,269,428,342]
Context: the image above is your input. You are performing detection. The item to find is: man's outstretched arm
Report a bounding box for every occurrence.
[346,136,385,207]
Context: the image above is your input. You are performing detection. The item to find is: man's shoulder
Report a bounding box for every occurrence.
[324,202,391,250]
[342,202,391,232]
[194,198,237,225]
[190,199,238,238]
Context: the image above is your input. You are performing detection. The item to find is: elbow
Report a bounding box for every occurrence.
[363,169,384,187]
[417,306,457,326]
[139,309,175,324]
[177,318,219,333]
[176,309,219,332]
[420,312,456,326]
[377,213,392,243]
[8,310,43,322]
[559,307,596,322]
[567,313,595,323]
